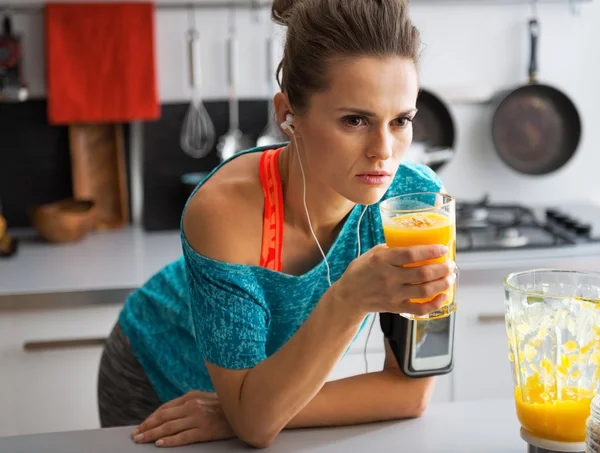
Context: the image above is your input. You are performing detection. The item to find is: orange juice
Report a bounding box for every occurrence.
[515,374,593,442]
[382,212,455,303]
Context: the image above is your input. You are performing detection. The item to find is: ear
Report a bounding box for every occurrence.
[274,92,296,138]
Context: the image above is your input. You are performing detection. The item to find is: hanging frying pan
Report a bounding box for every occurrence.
[491,18,581,176]
[409,88,456,173]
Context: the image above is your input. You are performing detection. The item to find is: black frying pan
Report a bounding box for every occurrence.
[491,19,581,176]
[412,88,456,173]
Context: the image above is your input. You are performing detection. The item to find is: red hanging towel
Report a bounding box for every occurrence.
[45,2,160,124]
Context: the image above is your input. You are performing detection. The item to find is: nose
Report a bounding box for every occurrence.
[367,126,394,161]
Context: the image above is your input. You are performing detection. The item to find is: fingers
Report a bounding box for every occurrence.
[402,260,456,284]
[402,273,456,301]
[132,391,218,438]
[385,244,449,267]
[134,416,197,444]
[154,427,234,448]
[155,428,206,448]
[133,405,188,442]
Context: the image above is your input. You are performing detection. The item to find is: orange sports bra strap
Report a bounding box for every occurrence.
[259,148,285,272]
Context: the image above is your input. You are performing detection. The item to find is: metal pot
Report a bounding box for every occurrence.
[404,142,455,169]
[411,88,456,173]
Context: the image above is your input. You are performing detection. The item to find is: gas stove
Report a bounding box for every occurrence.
[455,195,600,253]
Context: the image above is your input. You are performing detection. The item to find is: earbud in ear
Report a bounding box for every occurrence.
[280,113,294,132]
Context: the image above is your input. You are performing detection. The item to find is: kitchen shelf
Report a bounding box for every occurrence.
[0,1,271,14]
[0,0,591,14]
[409,0,590,3]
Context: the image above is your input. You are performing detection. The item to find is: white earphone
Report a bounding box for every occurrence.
[280,113,294,133]
[279,110,375,373]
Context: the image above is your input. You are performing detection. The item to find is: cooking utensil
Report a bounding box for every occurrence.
[411,88,456,173]
[404,142,455,168]
[30,199,98,243]
[257,32,287,147]
[217,7,252,162]
[180,6,215,158]
[491,16,581,176]
[0,12,28,102]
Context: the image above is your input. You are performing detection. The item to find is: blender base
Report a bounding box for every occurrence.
[521,428,586,453]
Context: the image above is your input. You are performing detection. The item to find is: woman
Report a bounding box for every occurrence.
[97,0,456,448]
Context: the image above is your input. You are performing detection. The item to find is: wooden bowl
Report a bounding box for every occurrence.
[30,199,98,243]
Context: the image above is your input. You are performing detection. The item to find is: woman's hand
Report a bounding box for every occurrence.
[131,390,234,447]
[333,244,456,317]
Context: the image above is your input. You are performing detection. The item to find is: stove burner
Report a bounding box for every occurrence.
[495,227,529,248]
[453,194,600,252]
[456,194,537,230]
[460,207,489,227]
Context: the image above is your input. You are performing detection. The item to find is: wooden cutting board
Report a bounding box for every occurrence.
[68,124,129,229]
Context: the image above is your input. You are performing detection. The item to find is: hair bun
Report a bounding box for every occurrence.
[271,0,296,26]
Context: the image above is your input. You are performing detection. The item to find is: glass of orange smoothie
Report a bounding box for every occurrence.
[379,192,456,321]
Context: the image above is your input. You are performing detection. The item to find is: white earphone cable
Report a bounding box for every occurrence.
[355,202,375,374]
[289,128,333,287]
[285,116,375,374]
[356,204,368,257]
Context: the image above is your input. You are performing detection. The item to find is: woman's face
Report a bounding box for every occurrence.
[292,56,419,206]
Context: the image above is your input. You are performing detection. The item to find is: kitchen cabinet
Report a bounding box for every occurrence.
[347,314,386,355]
[452,285,514,402]
[329,351,386,382]
[0,303,455,438]
[329,346,453,404]
[0,304,122,437]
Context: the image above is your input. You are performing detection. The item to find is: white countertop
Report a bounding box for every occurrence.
[0,399,529,453]
[2,226,600,298]
[0,228,182,297]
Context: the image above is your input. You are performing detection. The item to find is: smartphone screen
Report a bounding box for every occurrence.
[411,313,454,371]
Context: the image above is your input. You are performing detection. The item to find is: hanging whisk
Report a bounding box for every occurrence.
[180,6,215,158]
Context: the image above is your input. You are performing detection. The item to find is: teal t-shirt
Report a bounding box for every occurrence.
[119,146,443,403]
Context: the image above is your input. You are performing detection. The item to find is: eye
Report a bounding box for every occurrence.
[393,117,414,128]
[342,116,367,128]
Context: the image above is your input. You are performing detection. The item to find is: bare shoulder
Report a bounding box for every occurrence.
[183,153,264,266]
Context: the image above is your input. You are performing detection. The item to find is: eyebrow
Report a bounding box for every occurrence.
[335,107,418,117]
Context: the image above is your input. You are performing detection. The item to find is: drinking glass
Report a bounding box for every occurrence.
[379,192,456,321]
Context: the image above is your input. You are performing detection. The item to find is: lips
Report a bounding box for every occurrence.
[358,171,392,177]
[356,171,392,186]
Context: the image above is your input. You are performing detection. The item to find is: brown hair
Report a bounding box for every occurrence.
[272,0,421,113]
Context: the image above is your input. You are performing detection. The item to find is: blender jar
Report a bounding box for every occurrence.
[504,269,600,445]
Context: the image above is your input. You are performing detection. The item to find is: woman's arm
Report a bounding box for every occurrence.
[132,338,434,448]
[204,286,367,448]
[184,191,452,448]
[285,339,435,429]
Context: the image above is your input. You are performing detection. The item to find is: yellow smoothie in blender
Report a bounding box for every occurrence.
[505,270,600,446]
[514,373,594,442]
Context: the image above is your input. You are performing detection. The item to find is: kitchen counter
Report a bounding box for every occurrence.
[1,228,182,296]
[2,226,600,309]
[0,399,530,453]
